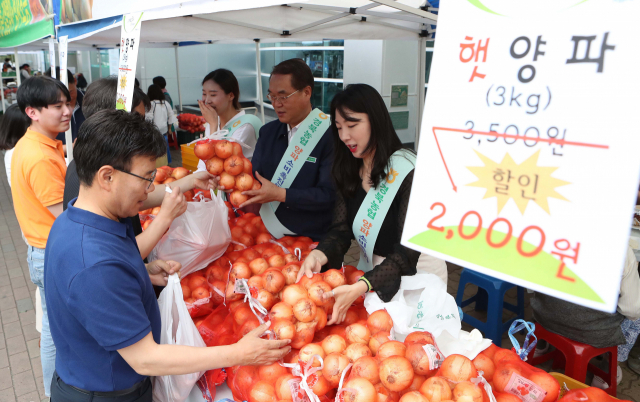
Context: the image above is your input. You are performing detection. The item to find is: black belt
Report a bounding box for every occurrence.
[56,372,150,398]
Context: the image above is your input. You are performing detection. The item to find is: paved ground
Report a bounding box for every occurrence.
[0,144,637,401]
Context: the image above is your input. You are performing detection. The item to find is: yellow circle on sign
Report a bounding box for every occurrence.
[319,113,328,119]
[233,120,241,127]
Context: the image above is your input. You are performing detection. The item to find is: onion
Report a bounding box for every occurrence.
[268,254,286,268]
[471,353,495,382]
[235,172,254,191]
[282,284,308,306]
[230,262,252,281]
[235,366,259,398]
[275,374,296,400]
[282,265,301,285]
[224,155,245,176]
[492,349,520,366]
[419,376,452,402]
[346,323,371,345]
[299,343,326,367]
[264,270,286,294]
[495,393,522,402]
[323,269,346,289]
[404,331,436,347]
[270,319,295,340]
[243,158,253,174]
[239,234,255,247]
[252,180,262,191]
[480,344,499,360]
[402,374,426,396]
[376,383,401,402]
[269,302,294,323]
[343,309,360,326]
[368,309,394,334]
[378,341,407,361]
[351,356,380,384]
[400,391,430,402]
[181,284,192,299]
[249,381,277,402]
[230,190,248,208]
[307,281,333,306]
[256,289,277,310]
[293,298,317,323]
[527,372,560,402]
[380,356,415,392]
[257,362,288,385]
[291,321,316,349]
[215,140,233,159]
[345,342,372,362]
[299,274,324,290]
[195,141,216,160]
[329,325,347,339]
[307,372,332,397]
[284,254,299,264]
[233,306,256,326]
[284,348,300,364]
[321,334,347,355]
[314,327,331,343]
[247,276,265,291]
[205,157,224,175]
[256,233,274,244]
[440,355,477,384]
[244,225,260,239]
[370,331,391,356]
[240,318,261,337]
[220,172,236,189]
[249,258,269,276]
[405,344,437,376]
[155,169,168,183]
[209,280,225,305]
[323,352,351,387]
[314,306,327,331]
[231,226,244,240]
[341,377,377,402]
[347,269,365,285]
[172,167,189,179]
[452,381,483,402]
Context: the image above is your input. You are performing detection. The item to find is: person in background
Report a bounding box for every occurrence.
[146,84,177,164]
[243,59,335,241]
[152,76,173,109]
[45,67,86,150]
[0,104,31,186]
[20,64,31,80]
[63,76,218,260]
[297,84,423,324]
[45,109,291,401]
[12,76,72,397]
[2,58,11,72]
[532,242,640,387]
[196,69,261,164]
[76,73,88,91]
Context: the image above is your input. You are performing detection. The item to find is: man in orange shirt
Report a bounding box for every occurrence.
[12,76,71,397]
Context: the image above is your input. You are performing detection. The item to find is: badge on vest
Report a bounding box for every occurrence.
[306,157,317,163]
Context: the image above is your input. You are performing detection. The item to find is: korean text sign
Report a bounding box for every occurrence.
[115,12,143,112]
[402,0,640,313]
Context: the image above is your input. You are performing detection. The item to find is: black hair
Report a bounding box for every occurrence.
[135,78,140,88]
[16,76,70,114]
[330,83,412,197]
[76,73,88,89]
[4,58,10,63]
[0,104,31,150]
[74,109,166,187]
[152,76,167,89]
[44,67,75,84]
[270,58,314,95]
[147,84,165,103]
[83,76,150,119]
[202,69,240,110]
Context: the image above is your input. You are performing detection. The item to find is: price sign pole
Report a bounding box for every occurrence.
[401,0,640,313]
[116,12,143,111]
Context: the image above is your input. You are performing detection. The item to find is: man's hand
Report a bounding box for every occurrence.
[235,322,291,366]
[197,100,218,128]
[296,250,326,282]
[239,172,286,208]
[190,171,219,192]
[157,185,187,222]
[146,260,181,286]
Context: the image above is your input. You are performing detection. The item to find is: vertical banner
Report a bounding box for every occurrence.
[48,37,56,78]
[116,12,143,112]
[402,0,640,313]
[58,35,74,161]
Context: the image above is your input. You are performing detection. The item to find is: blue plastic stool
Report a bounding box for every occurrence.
[455,269,525,345]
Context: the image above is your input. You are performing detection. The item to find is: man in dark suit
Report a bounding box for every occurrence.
[241,59,335,241]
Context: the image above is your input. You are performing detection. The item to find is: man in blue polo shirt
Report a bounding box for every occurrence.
[44,109,291,401]
[240,59,335,241]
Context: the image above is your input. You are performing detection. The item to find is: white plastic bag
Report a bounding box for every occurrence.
[149,189,231,276]
[435,329,493,360]
[153,274,206,402]
[364,273,461,341]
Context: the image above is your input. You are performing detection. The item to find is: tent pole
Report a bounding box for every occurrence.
[175,45,183,113]
[255,39,265,124]
[15,48,21,87]
[416,37,427,150]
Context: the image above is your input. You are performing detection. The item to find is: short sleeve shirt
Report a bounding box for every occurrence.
[44,200,161,392]
[11,129,66,248]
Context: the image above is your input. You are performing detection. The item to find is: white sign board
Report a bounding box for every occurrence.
[48,38,56,79]
[402,0,640,313]
[116,12,143,112]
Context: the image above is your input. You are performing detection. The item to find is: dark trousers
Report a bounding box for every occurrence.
[51,372,152,402]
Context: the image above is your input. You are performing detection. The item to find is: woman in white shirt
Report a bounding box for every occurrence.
[146,84,178,163]
[196,69,262,172]
[0,104,31,186]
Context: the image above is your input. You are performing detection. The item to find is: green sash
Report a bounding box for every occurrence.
[353,150,417,272]
[222,113,263,139]
[260,109,330,238]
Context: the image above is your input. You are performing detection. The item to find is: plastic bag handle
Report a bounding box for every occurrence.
[508,319,537,361]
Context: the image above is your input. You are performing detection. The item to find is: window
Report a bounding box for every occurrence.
[260,40,344,112]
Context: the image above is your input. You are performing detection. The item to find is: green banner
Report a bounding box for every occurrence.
[0,0,54,47]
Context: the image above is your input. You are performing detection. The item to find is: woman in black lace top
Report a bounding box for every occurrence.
[296,84,420,325]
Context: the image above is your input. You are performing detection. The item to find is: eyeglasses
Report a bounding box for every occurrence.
[266,89,299,104]
[114,168,157,190]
